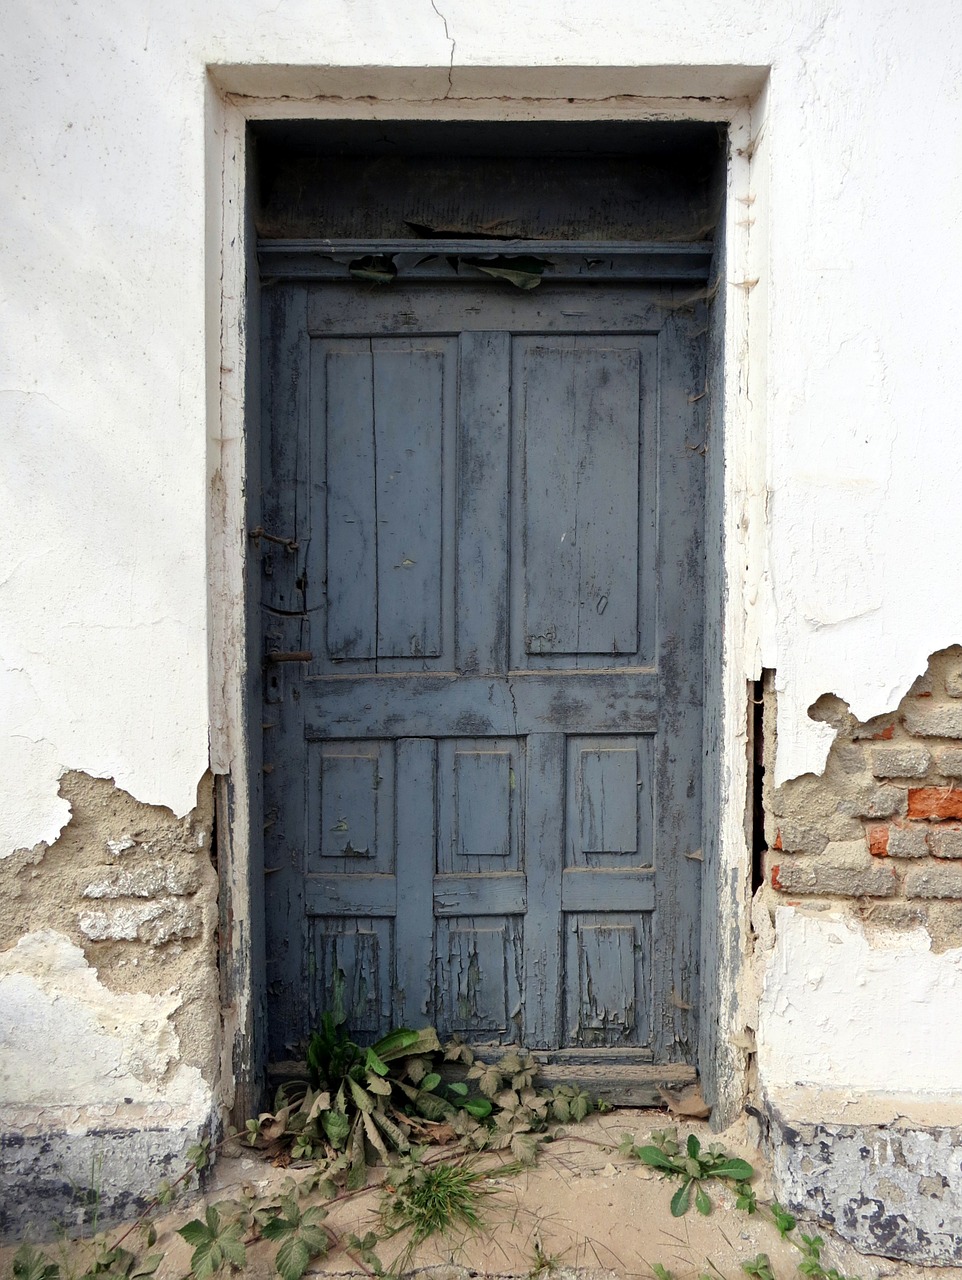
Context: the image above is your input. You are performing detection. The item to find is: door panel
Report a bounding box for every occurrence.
[313,337,458,674]
[261,275,705,1065]
[515,337,643,662]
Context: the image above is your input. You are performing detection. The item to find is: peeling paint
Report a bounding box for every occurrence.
[0,773,219,1237]
[768,1099,962,1264]
[0,772,219,1071]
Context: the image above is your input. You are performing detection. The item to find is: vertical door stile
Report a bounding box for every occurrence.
[650,297,707,1063]
[395,738,438,1027]
[521,732,565,1049]
[456,330,511,676]
[261,282,312,1058]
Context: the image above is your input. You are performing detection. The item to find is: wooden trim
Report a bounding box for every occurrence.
[257,238,713,282]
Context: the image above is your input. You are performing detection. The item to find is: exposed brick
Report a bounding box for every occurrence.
[935,748,962,778]
[858,899,928,931]
[774,820,829,855]
[767,844,898,897]
[833,743,867,775]
[928,826,962,859]
[945,666,962,698]
[924,900,962,950]
[904,861,962,900]
[887,823,931,859]
[870,747,932,779]
[907,787,962,820]
[854,721,900,742]
[78,899,203,944]
[904,703,962,739]
[82,863,200,899]
[866,825,889,857]
[838,784,906,819]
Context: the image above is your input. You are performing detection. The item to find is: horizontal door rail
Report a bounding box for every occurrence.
[303,671,665,738]
[258,238,713,283]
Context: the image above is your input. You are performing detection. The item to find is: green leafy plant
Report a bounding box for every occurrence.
[305,1010,365,1092]
[12,1245,61,1280]
[177,1205,247,1278]
[260,1193,330,1280]
[643,1136,860,1280]
[627,1128,754,1216]
[736,1219,858,1280]
[743,1255,776,1280]
[256,1023,459,1189]
[252,1019,600,1187]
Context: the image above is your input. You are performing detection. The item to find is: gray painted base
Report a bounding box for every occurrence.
[767,1101,962,1264]
[0,1122,207,1242]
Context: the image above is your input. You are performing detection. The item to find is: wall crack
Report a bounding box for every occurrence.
[428,0,456,97]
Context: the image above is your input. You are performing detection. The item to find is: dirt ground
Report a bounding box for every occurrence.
[5,1112,962,1280]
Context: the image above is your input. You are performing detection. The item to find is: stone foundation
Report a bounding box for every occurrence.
[767,1096,962,1264]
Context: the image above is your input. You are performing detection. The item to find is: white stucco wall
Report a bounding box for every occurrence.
[4,0,962,1125]
[757,908,962,1113]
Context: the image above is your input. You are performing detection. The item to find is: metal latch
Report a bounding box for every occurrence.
[249,526,299,552]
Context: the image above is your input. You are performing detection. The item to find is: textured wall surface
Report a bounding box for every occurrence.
[0,775,218,1235]
[764,648,962,950]
[3,0,962,851]
[769,1101,962,1264]
[5,0,962,1255]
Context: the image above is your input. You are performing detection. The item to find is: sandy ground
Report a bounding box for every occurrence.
[5,1112,962,1280]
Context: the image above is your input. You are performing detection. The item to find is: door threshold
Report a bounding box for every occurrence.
[267,1054,695,1109]
[531,1059,696,1108]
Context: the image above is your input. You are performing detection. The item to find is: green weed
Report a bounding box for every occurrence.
[625,1128,754,1216]
[381,1156,494,1246]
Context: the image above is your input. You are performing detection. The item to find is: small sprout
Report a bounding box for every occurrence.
[743,1254,775,1280]
[771,1201,797,1239]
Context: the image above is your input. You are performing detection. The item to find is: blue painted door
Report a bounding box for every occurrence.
[260,265,706,1068]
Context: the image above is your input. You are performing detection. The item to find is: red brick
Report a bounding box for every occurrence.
[907,787,962,820]
[771,863,783,891]
[773,830,783,851]
[867,825,889,857]
[874,724,895,740]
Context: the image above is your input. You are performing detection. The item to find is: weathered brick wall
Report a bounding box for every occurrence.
[764,647,962,948]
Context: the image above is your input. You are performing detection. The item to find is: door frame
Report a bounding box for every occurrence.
[204,67,771,1126]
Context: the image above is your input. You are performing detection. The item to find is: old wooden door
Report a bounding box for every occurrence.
[259,246,707,1078]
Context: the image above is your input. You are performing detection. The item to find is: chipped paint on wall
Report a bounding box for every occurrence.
[0,772,219,1081]
[0,931,212,1108]
[0,773,219,1234]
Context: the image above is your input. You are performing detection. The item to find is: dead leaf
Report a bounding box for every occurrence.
[657,1082,711,1120]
